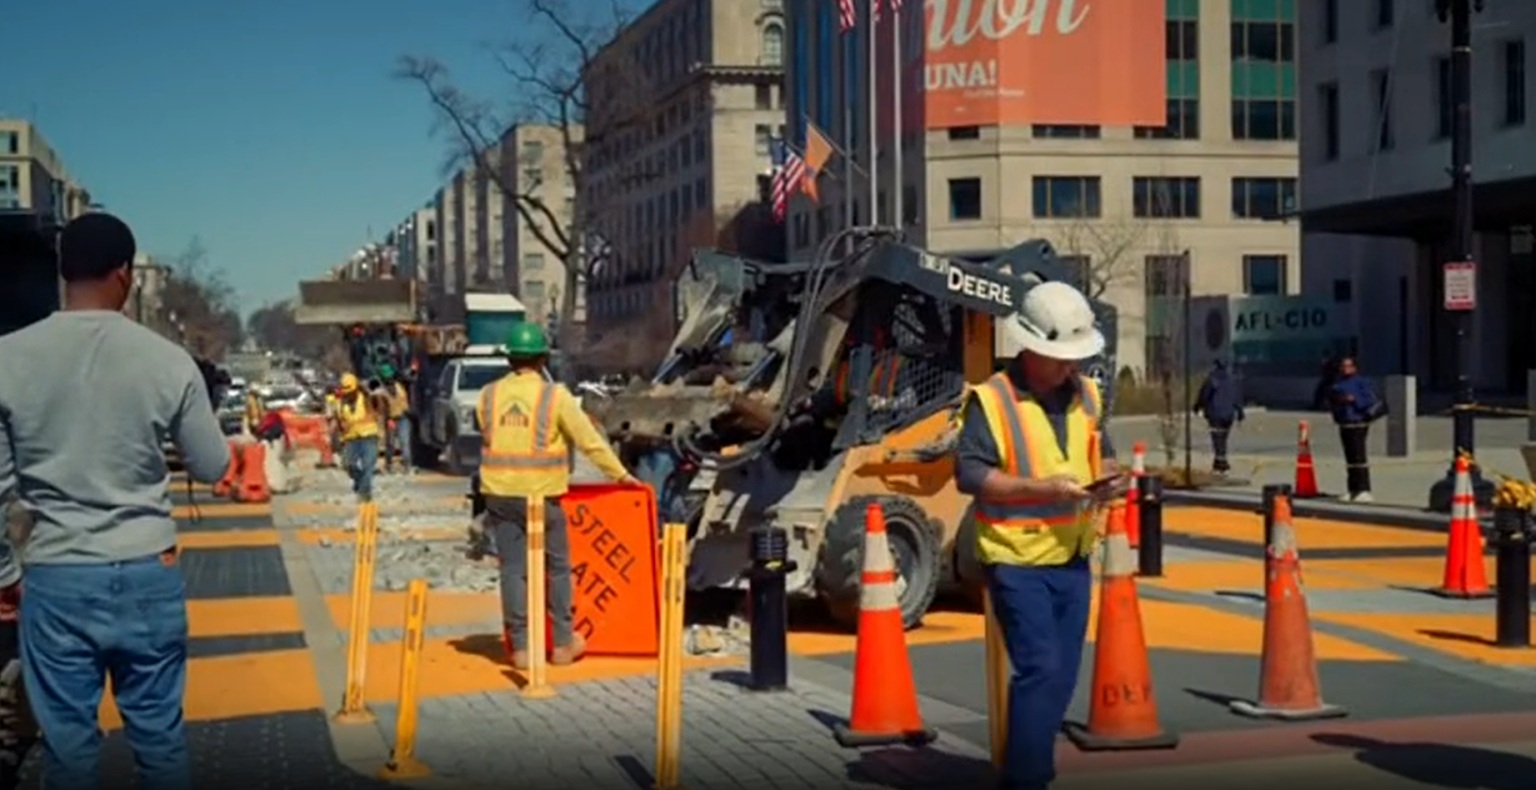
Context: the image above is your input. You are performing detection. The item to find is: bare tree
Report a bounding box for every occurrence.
[247,300,342,361]
[1140,221,1188,473]
[159,238,244,360]
[396,0,655,351]
[1047,214,1152,301]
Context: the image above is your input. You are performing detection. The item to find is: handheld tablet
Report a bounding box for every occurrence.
[1084,475,1127,495]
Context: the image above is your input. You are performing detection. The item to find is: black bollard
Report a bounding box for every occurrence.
[1492,507,1532,648]
[1261,484,1292,548]
[747,527,797,691]
[1137,476,1164,577]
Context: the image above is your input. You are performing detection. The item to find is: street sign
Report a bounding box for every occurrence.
[1443,261,1476,310]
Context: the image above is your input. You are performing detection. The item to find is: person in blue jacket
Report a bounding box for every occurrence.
[1194,360,1244,475]
[1329,356,1380,502]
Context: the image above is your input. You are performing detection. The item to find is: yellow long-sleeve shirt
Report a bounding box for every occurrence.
[476,370,628,498]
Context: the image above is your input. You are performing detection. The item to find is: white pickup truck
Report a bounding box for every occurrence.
[420,352,510,475]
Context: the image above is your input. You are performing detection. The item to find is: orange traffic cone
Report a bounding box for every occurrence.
[316,430,337,468]
[1230,495,1346,720]
[234,442,272,504]
[211,440,242,498]
[1130,441,1146,478]
[1124,485,1141,550]
[1064,506,1177,751]
[1293,421,1320,498]
[833,503,936,748]
[1432,456,1493,599]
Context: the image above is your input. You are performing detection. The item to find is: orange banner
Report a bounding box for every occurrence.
[923,0,1167,129]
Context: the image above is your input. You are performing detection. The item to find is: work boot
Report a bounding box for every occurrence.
[551,634,587,666]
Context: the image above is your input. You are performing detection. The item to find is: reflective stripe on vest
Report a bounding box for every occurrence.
[835,355,901,402]
[974,374,1101,531]
[481,380,565,469]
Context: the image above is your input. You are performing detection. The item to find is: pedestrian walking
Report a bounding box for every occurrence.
[0,212,230,790]
[1329,356,1385,503]
[476,322,638,670]
[955,282,1126,790]
[1193,360,1244,475]
[334,373,381,502]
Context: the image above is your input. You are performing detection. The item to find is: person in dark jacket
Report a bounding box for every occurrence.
[1194,360,1244,474]
[1329,357,1379,502]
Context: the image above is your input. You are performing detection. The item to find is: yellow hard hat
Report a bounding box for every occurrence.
[339,373,359,392]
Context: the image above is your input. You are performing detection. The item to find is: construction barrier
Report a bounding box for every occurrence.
[522,496,556,700]
[981,590,1007,770]
[335,503,380,724]
[653,522,688,790]
[211,439,242,499]
[380,579,431,780]
[556,483,661,657]
[234,442,271,503]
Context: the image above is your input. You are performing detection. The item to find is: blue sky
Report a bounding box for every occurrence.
[3,0,636,314]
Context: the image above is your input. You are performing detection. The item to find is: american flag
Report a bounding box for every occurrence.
[837,0,855,31]
[770,140,804,223]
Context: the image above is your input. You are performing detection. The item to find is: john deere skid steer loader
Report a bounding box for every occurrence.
[587,231,1118,630]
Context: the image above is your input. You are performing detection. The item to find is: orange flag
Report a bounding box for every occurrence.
[801,122,835,202]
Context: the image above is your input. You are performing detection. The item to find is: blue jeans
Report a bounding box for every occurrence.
[21,554,191,790]
[985,558,1092,790]
[344,436,379,500]
[393,417,413,470]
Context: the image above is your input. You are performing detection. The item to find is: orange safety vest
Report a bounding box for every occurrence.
[479,375,567,475]
[970,373,1103,567]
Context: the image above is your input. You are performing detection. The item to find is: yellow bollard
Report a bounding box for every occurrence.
[336,502,380,724]
[521,496,557,699]
[982,588,1008,770]
[379,578,432,780]
[653,522,688,789]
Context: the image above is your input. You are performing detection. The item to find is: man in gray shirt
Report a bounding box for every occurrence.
[0,213,230,790]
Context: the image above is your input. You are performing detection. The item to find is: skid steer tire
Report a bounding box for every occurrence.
[815,495,941,631]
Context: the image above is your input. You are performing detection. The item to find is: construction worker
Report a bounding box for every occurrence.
[476,321,638,669]
[0,212,230,790]
[242,386,266,437]
[954,281,1127,790]
[335,373,382,502]
[380,364,413,474]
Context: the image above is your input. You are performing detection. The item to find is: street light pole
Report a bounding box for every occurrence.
[1430,0,1492,511]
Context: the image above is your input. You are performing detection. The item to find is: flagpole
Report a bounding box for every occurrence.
[843,44,855,247]
[866,0,880,226]
[890,2,903,231]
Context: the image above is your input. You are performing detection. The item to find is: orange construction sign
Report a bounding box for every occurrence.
[556,484,662,656]
[922,0,1167,129]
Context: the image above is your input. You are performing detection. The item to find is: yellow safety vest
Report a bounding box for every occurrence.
[244,393,266,425]
[478,372,569,497]
[971,373,1103,567]
[337,393,380,441]
[386,383,409,419]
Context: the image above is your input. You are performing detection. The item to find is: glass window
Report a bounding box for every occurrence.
[1143,254,1189,297]
[947,126,981,140]
[522,253,545,271]
[1132,177,1201,218]
[1031,177,1102,218]
[1371,68,1394,150]
[1322,0,1337,43]
[948,178,982,220]
[1319,82,1340,159]
[763,23,784,66]
[1135,98,1201,139]
[1032,125,1102,138]
[1242,254,1288,295]
[755,124,772,155]
[1504,39,1527,126]
[1231,177,1297,218]
[1374,0,1394,29]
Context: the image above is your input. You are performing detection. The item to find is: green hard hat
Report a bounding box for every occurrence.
[504,321,550,357]
[378,363,396,379]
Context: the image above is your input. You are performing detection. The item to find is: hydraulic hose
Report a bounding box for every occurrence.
[674,225,903,470]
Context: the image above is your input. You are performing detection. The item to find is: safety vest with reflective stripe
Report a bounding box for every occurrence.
[834,356,901,404]
[970,373,1103,567]
[477,372,569,496]
[337,393,380,441]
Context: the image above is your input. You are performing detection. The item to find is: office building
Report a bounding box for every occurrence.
[0,119,92,224]
[433,176,465,298]
[499,124,584,329]
[1298,0,1535,392]
[580,0,786,366]
[784,0,1302,373]
[394,207,437,285]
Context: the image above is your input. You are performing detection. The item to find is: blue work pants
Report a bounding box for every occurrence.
[21,554,191,790]
[343,436,379,501]
[985,558,1092,790]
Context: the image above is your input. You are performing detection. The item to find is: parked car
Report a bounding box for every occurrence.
[419,355,510,475]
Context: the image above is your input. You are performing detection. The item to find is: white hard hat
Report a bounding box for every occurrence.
[1000,281,1105,361]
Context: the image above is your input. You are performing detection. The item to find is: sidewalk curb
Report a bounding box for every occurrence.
[1164,489,1474,532]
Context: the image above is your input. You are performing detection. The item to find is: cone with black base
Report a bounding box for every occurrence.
[1430,456,1494,599]
[1064,505,1178,751]
[1230,495,1347,721]
[832,502,937,748]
